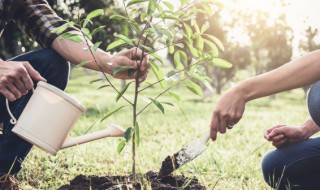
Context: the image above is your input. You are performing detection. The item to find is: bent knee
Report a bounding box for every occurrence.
[261,150,287,188]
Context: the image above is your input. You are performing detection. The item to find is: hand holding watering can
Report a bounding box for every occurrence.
[6,81,124,156]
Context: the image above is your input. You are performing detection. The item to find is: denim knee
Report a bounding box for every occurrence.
[38,49,70,90]
[261,150,285,188]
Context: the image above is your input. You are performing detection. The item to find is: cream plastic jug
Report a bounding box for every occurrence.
[6,81,124,156]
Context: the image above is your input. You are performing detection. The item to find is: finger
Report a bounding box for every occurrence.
[131,48,143,60]
[219,118,227,134]
[1,87,16,102]
[210,115,219,141]
[21,74,34,91]
[6,83,22,100]
[140,57,148,72]
[139,70,148,84]
[272,139,288,148]
[268,127,286,138]
[266,125,285,134]
[269,134,285,142]
[23,62,46,83]
[16,78,28,95]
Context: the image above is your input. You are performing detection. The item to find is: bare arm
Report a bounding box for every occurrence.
[51,31,148,81]
[240,50,320,101]
[210,50,320,141]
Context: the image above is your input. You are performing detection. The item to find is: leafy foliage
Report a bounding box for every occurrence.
[55,0,231,177]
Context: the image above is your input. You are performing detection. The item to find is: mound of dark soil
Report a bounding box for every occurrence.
[58,171,206,190]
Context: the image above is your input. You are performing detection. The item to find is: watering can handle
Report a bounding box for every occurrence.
[5,88,34,125]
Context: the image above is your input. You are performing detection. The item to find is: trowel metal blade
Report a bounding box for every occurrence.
[159,138,207,176]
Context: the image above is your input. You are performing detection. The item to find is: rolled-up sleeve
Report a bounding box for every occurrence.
[12,0,78,48]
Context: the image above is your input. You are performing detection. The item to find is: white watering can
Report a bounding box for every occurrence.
[6,81,125,156]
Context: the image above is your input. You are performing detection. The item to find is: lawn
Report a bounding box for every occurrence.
[17,69,310,190]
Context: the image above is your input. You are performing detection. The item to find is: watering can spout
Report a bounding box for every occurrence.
[61,124,125,149]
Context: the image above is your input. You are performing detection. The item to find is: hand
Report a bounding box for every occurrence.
[210,86,246,141]
[264,125,308,148]
[0,61,46,101]
[105,47,149,83]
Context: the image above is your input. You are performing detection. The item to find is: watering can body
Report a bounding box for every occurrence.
[8,81,124,156]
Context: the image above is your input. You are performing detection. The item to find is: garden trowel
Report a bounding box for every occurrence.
[159,128,211,176]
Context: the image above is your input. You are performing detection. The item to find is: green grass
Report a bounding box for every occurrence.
[17,69,310,189]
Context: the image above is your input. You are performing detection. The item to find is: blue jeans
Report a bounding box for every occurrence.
[0,49,70,175]
[262,137,320,190]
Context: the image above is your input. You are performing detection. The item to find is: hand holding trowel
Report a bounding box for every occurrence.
[159,128,211,176]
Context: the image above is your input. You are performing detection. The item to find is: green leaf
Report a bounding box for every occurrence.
[186,80,203,97]
[140,13,149,22]
[181,0,188,5]
[193,20,201,34]
[201,22,210,33]
[203,80,214,93]
[127,0,148,7]
[117,140,126,153]
[81,28,92,40]
[75,61,90,68]
[168,44,174,54]
[151,24,163,37]
[149,61,167,88]
[59,32,78,40]
[211,58,232,69]
[183,23,192,39]
[160,15,179,20]
[89,79,103,84]
[110,14,128,20]
[161,102,174,106]
[111,66,134,76]
[51,23,69,34]
[97,84,110,90]
[140,45,154,53]
[59,33,83,43]
[91,26,106,36]
[124,127,133,142]
[187,43,199,57]
[168,92,180,101]
[147,0,157,15]
[116,81,133,102]
[149,98,165,113]
[174,51,184,71]
[196,35,204,51]
[150,53,164,65]
[106,39,126,51]
[128,20,141,34]
[203,34,225,51]
[204,39,219,57]
[115,34,134,46]
[135,122,140,147]
[92,41,102,52]
[163,1,174,10]
[101,106,127,122]
[83,9,104,27]
[162,30,173,42]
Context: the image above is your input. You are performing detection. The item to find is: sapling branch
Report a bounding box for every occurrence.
[79,28,133,105]
[131,30,149,180]
[137,77,189,116]
[138,59,208,92]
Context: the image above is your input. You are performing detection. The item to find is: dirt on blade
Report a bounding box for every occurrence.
[159,153,180,176]
[58,171,206,190]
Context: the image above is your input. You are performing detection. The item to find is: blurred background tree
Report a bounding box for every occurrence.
[1,0,319,97]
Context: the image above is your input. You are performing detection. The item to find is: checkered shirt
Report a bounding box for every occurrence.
[0,0,77,48]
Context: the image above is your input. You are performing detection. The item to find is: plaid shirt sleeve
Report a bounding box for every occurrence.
[12,0,78,48]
